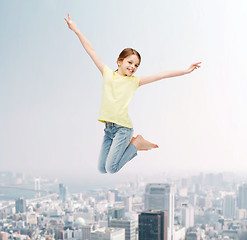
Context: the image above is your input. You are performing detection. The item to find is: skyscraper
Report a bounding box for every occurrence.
[238,184,247,209]
[181,204,194,228]
[144,183,174,240]
[108,191,115,205]
[34,178,41,198]
[138,210,168,240]
[223,195,236,219]
[59,183,68,203]
[15,197,26,213]
[108,207,125,224]
[124,196,132,212]
[109,219,136,240]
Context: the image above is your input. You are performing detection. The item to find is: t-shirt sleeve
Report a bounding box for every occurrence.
[134,76,141,88]
[103,65,113,81]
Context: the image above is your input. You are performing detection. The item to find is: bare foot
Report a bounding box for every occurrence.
[132,135,159,151]
[129,136,136,145]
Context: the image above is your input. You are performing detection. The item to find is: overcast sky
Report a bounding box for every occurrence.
[1,0,247,184]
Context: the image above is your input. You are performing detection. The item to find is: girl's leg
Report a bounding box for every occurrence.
[105,126,136,174]
[98,130,113,174]
[99,123,159,174]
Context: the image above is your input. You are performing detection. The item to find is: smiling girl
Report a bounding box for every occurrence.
[64,14,201,174]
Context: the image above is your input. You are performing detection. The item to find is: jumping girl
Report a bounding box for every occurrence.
[64,14,201,174]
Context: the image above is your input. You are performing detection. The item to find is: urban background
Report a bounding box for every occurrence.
[1,171,247,239]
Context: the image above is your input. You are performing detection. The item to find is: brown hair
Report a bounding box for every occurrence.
[117,48,141,66]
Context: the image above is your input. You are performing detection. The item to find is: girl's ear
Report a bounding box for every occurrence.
[117,59,122,67]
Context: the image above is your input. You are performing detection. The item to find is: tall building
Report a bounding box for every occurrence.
[108,191,115,205]
[223,195,236,219]
[138,210,168,240]
[109,219,136,240]
[238,184,247,209]
[34,178,41,198]
[144,183,174,240]
[110,189,120,201]
[181,204,194,228]
[108,207,125,224]
[59,183,68,203]
[15,197,26,213]
[124,197,132,212]
[90,228,125,240]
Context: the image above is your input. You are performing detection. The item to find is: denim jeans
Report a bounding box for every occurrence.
[98,122,137,174]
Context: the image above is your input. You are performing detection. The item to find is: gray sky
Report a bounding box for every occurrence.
[1,0,247,182]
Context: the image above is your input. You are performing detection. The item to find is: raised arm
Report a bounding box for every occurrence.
[139,62,202,86]
[64,13,105,74]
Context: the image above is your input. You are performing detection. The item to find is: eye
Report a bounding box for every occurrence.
[128,61,132,64]
[135,64,139,68]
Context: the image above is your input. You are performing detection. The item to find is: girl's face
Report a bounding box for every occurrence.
[117,54,140,76]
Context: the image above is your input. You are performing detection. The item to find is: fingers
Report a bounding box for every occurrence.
[194,62,201,66]
[64,18,71,27]
[64,13,72,26]
[188,63,201,72]
[192,62,202,70]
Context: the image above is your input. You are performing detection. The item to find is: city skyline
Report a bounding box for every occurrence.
[1,170,247,239]
[1,0,247,181]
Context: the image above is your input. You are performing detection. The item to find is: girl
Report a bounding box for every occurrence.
[64,14,201,174]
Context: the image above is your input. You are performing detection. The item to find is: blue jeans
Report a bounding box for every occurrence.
[98,122,137,174]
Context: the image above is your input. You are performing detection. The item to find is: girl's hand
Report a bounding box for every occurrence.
[186,62,202,73]
[64,13,78,32]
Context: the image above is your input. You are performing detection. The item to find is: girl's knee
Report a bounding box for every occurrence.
[98,166,107,174]
[105,165,118,174]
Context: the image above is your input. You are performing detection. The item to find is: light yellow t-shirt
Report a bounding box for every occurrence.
[98,65,140,128]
